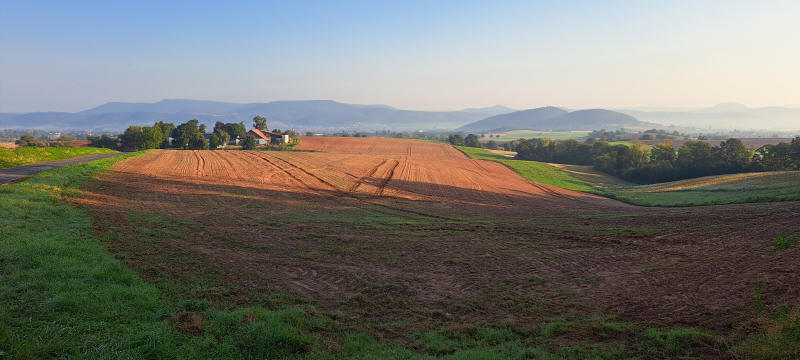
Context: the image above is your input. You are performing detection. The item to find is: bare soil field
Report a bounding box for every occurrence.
[74,137,800,353]
[0,142,16,148]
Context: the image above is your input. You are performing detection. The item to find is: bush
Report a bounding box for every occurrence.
[15,134,43,147]
[240,135,257,150]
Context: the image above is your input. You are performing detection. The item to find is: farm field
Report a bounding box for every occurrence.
[554,164,800,206]
[480,130,590,142]
[6,137,800,358]
[461,146,800,206]
[0,146,117,169]
[638,137,795,149]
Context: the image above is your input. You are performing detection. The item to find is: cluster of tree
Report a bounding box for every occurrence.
[514,139,597,165]
[95,115,304,152]
[88,135,120,149]
[753,139,800,172]
[91,119,252,151]
[447,134,482,148]
[2,129,108,142]
[587,129,627,142]
[14,134,75,147]
[333,132,369,137]
[324,130,453,142]
[512,137,800,184]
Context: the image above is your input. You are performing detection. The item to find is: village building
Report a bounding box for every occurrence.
[248,129,289,145]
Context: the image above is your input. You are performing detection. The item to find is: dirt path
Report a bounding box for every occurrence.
[0,153,123,185]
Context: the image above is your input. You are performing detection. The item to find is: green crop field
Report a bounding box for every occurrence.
[481,130,590,142]
[456,146,594,192]
[458,146,800,206]
[605,141,653,149]
[0,146,117,169]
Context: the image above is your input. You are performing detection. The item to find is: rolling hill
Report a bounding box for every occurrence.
[618,103,800,131]
[0,99,514,132]
[457,107,654,132]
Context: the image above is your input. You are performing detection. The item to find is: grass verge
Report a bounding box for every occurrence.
[455,146,594,192]
[0,146,117,169]
[0,153,333,358]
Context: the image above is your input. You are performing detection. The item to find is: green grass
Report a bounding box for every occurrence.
[0,146,117,169]
[772,234,800,251]
[560,165,800,206]
[606,141,652,149]
[0,153,335,359]
[481,130,590,142]
[456,146,594,192]
[457,146,800,206]
[737,305,800,359]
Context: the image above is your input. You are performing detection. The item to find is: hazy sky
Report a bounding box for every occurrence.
[1,0,798,113]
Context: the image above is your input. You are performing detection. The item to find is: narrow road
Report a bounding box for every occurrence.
[0,153,123,185]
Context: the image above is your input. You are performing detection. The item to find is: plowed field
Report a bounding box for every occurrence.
[106,138,618,210]
[75,137,800,354]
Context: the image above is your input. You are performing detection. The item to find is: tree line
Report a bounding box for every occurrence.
[14,134,77,147]
[511,137,800,184]
[447,134,501,150]
[89,115,297,151]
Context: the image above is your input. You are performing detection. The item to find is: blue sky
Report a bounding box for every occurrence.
[1,0,798,112]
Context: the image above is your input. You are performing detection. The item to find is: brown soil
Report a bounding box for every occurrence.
[74,137,800,341]
[171,311,205,335]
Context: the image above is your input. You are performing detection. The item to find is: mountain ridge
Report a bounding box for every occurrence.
[458,107,653,132]
[0,100,515,131]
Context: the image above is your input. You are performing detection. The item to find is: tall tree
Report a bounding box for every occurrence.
[209,134,223,149]
[154,121,175,148]
[715,138,750,172]
[447,134,465,146]
[253,115,267,131]
[171,119,202,149]
[677,140,713,178]
[141,126,164,149]
[464,134,482,148]
[120,126,144,151]
[650,142,676,162]
[240,134,257,150]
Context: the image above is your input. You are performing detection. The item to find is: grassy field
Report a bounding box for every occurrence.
[4,152,775,359]
[458,146,800,206]
[0,146,117,169]
[481,130,590,142]
[605,141,652,149]
[456,146,594,192]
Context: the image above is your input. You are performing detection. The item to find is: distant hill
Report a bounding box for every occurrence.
[458,107,653,132]
[618,103,800,131]
[0,99,515,132]
[457,106,567,131]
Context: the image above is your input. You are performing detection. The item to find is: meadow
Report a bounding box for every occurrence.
[455,146,594,193]
[458,146,800,206]
[0,146,117,169]
[481,130,589,142]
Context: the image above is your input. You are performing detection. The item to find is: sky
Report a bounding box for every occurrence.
[1,0,799,113]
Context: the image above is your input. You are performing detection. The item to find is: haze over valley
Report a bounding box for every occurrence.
[3,99,798,133]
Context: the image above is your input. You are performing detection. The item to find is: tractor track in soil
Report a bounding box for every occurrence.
[72,137,800,344]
